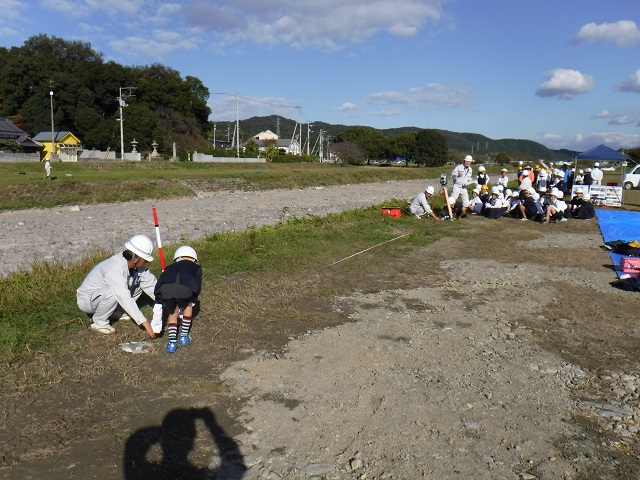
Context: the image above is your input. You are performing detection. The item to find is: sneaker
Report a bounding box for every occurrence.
[119,313,131,321]
[441,214,451,220]
[165,341,178,353]
[520,218,528,221]
[179,335,191,346]
[558,217,567,222]
[90,323,116,335]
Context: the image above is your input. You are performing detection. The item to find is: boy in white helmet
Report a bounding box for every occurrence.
[408,185,440,220]
[77,235,158,337]
[151,245,203,353]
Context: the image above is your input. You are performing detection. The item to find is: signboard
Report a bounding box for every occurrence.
[585,186,623,207]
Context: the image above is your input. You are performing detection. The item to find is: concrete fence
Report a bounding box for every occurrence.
[192,152,265,163]
[0,152,40,162]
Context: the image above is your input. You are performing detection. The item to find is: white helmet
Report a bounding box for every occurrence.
[425,186,435,195]
[173,245,198,262]
[125,235,154,261]
[490,186,500,194]
[511,191,520,197]
[505,189,512,197]
[464,155,473,163]
[550,188,560,197]
[583,193,591,200]
[594,162,600,167]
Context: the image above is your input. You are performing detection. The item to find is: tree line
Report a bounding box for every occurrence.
[0,35,212,156]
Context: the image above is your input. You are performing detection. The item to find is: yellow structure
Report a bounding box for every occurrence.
[33,131,82,162]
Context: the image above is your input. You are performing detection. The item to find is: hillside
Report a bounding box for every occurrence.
[218,115,575,161]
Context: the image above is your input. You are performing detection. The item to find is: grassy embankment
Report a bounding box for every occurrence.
[0,161,459,368]
[1,161,638,368]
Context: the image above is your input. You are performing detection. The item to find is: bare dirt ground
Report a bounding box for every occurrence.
[2,179,640,480]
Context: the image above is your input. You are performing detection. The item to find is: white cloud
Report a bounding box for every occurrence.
[110,34,198,58]
[40,0,145,19]
[181,0,449,49]
[538,132,640,151]
[592,108,640,127]
[365,83,472,110]
[535,69,595,99]
[338,102,358,112]
[0,0,25,23]
[408,83,473,108]
[615,69,640,93]
[572,20,640,47]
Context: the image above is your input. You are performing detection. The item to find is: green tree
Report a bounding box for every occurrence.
[334,126,389,164]
[330,140,366,165]
[244,139,259,157]
[415,129,448,167]
[390,132,417,164]
[264,144,279,162]
[494,152,512,166]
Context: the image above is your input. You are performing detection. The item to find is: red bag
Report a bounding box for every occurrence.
[620,257,640,273]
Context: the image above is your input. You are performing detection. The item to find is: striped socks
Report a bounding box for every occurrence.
[167,324,178,343]
[180,316,192,338]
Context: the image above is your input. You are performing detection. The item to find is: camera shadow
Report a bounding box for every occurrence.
[123,407,247,480]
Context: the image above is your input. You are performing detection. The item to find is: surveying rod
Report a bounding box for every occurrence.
[152,205,166,271]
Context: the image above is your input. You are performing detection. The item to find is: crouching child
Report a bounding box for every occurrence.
[151,246,203,353]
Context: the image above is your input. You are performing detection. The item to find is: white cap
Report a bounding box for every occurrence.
[575,187,584,193]
[511,191,520,197]
[479,166,486,172]
[583,193,591,200]
[501,168,508,172]
[594,162,600,167]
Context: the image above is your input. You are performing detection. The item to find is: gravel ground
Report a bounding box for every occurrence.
[0,179,429,277]
[3,179,638,479]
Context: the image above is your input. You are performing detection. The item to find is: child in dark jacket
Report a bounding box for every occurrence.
[151,246,202,353]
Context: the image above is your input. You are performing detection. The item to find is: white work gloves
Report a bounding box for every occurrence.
[151,303,163,334]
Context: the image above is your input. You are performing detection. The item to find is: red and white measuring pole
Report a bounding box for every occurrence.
[152,205,166,271]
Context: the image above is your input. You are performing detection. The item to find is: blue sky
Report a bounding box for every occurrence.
[1,0,639,151]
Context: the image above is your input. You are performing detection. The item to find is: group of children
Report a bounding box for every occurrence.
[461,183,596,222]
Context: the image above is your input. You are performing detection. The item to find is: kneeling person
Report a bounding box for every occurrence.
[152,246,203,353]
[409,186,440,221]
[77,235,157,338]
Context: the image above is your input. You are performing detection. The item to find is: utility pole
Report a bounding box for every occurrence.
[318,129,324,162]
[213,123,216,149]
[117,86,136,160]
[307,122,313,156]
[236,93,240,158]
[49,82,55,161]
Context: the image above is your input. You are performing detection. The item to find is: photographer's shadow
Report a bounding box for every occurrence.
[124,407,247,480]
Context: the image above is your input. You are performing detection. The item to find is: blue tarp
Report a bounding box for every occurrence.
[576,144,627,161]
[595,208,640,277]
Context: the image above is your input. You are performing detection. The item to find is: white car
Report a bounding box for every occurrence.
[601,166,616,172]
[623,164,640,190]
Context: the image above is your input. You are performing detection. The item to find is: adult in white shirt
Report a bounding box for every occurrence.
[409,186,440,220]
[77,235,158,337]
[449,155,476,217]
[591,162,604,186]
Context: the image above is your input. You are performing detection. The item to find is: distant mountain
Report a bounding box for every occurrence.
[215,115,575,161]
